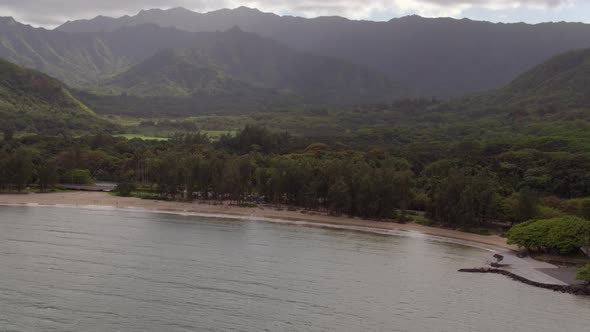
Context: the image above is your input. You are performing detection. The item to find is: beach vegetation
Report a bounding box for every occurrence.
[507,216,590,254]
[576,265,590,283]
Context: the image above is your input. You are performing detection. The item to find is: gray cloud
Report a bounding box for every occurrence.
[0,0,571,27]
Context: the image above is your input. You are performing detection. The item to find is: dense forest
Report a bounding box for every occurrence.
[2,124,590,233]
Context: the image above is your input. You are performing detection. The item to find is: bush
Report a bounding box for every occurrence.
[414,215,435,227]
[464,227,492,235]
[115,182,136,197]
[537,206,566,219]
[133,192,169,200]
[543,196,563,210]
[60,169,93,184]
[238,202,258,208]
[582,200,590,220]
[507,216,590,255]
[577,265,590,283]
[561,198,590,220]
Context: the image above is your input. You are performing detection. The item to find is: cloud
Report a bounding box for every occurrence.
[0,0,572,27]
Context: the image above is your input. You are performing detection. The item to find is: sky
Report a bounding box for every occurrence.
[0,0,588,28]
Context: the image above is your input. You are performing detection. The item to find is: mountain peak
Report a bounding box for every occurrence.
[389,14,425,22]
[167,7,193,13]
[226,25,244,34]
[233,6,260,13]
[0,16,18,25]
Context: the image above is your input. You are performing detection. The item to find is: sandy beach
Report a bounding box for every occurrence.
[0,191,516,251]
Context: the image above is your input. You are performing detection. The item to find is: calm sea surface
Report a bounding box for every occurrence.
[1,206,589,331]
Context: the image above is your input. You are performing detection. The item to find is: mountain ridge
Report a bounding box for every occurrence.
[53,7,590,96]
[86,28,399,112]
[464,47,590,114]
[0,57,113,134]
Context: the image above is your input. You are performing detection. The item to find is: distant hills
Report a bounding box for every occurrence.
[97,27,396,103]
[1,6,590,119]
[482,48,590,111]
[0,58,112,134]
[56,7,590,96]
[437,47,590,124]
[0,17,397,109]
[0,18,195,86]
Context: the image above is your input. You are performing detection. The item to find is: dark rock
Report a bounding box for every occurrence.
[458,268,590,296]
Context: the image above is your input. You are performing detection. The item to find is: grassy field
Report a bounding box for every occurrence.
[114,132,234,141]
[201,130,237,139]
[114,134,169,141]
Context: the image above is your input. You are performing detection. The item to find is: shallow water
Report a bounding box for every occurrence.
[1,206,589,332]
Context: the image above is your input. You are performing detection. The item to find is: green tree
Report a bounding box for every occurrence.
[581,200,590,220]
[38,161,58,193]
[576,264,590,283]
[2,125,15,141]
[327,179,351,215]
[115,181,137,197]
[515,189,539,224]
[6,149,34,192]
[61,169,94,185]
[507,216,590,254]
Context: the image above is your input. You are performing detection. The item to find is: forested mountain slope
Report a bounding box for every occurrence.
[447,48,590,122]
[0,57,112,134]
[97,27,396,103]
[0,18,194,86]
[478,48,590,112]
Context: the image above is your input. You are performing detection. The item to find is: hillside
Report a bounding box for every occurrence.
[57,7,590,96]
[481,48,590,111]
[97,28,396,104]
[449,48,590,121]
[0,18,194,86]
[0,57,112,135]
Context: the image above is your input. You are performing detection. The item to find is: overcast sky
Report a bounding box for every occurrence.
[0,0,587,28]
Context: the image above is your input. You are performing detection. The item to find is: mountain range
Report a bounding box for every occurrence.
[0,17,397,107]
[1,7,590,120]
[56,7,590,96]
[96,27,396,102]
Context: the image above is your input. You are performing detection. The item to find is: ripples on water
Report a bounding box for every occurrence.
[0,206,589,331]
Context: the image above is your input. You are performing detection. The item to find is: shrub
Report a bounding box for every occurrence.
[60,169,93,184]
[562,199,584,216]
[238,202,258,208]
[507,216,590,255]
[582,200,590,220]
[464,227,492,236]
[577,265,590,283]
[115,182,136,197]
[537,206,565,219]
[543,196,563,209]
[414,215,435,227]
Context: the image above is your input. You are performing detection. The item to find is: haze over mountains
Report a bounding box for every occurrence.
[456,48,590,121]
[1,5,590,118]
[56,7,590,96]
[97,27,396,102]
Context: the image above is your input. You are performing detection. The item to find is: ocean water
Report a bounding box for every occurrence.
[1,205,589,331]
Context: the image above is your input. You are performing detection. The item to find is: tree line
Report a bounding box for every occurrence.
[2,125,590,227]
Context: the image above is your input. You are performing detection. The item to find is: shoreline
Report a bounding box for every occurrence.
[0,191,516,251]
[1,192,575,286]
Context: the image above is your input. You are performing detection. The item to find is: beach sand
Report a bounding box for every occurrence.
[0,191,516,250]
